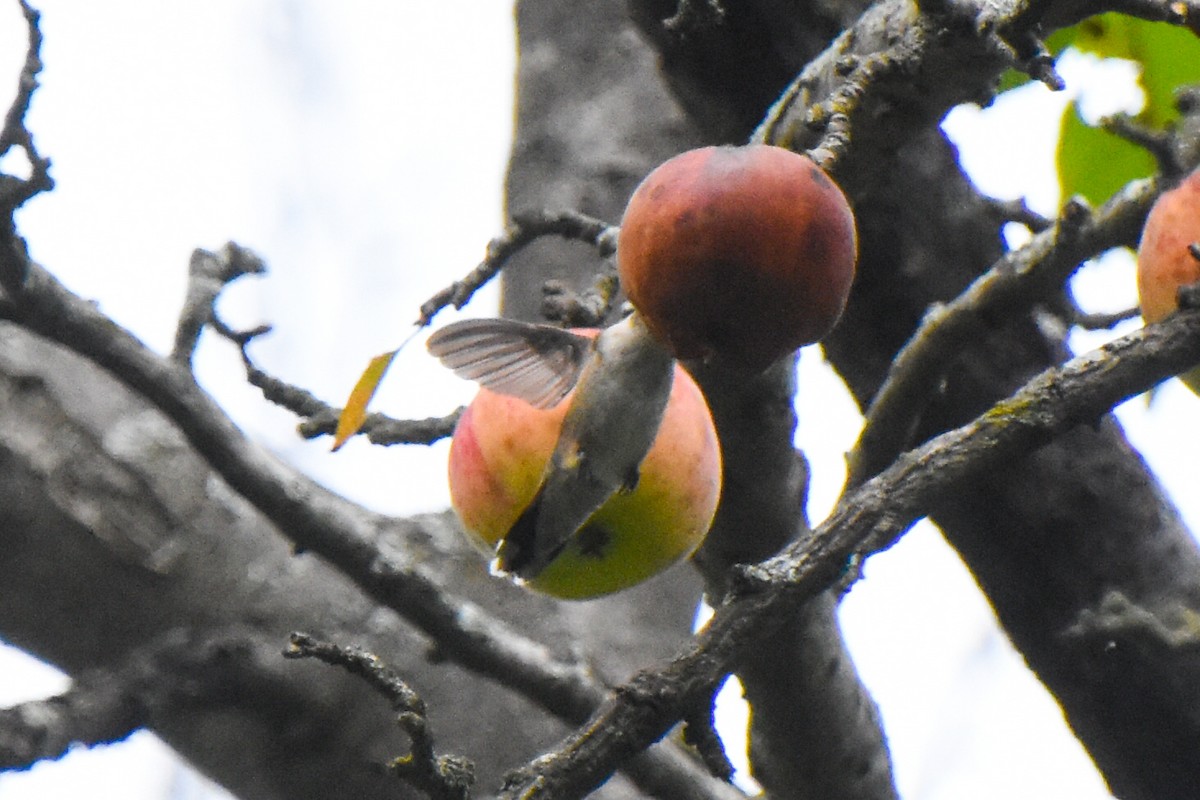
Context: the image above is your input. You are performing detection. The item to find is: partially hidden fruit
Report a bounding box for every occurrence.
[1137,167,1200,394]
[617,144,858,371]
[447,341,721,599]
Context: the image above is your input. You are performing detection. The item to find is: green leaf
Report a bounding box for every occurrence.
[1045,23,1082,56]
[1132,22,1200,127]
[1065,13,1138,59]
[996,68,1029,95]
[1056,103,1155,206]
[1060,13,1200,125]
[1000,15,1200,115]
[1053,15,1200,204]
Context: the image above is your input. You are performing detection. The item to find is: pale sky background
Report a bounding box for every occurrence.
[0,4,1196,799]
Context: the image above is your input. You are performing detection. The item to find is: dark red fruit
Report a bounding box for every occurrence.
[618,144,857,371]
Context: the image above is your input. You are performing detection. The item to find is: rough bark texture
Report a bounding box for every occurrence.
[506,2,898,798]
[4,0,1200,799]
[624,1,1200,798]
[0,322,712,799]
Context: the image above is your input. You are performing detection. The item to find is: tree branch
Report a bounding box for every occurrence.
[1,629,287,773]
[0,680,144,771]
[498,300,1200,800]
[206,211,621,449]
[170,243,267,368]
[847,178,1157,486]
[628,0,1200,795]
[416,208,619,327]
[0,0,52,297]
[755,0,1200,182]
[0,238,741,800]
[285,633,475,800]
[0,34,735,787]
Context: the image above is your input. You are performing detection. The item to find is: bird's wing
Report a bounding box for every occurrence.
[426,318,591,409]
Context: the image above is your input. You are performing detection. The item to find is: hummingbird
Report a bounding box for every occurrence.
[427,312,676,580]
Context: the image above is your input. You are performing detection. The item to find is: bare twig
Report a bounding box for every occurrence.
[0,1,50,183]
[986,197,1053,232]
[171,244,462,446]
[846,179,1158,487]
[416,209,619,327]
[285,633,475,800]
[986,16,1064,91]
[180,213,621,450]
[0,2,35,142]
[296,404,463,446]
[760,49,920,174]
[234,343,463,446]
[0,0,52,296]
[1103,113,1182,176]
[540,269,620,327]
[0,679,145,771]
[754,0,1200,184]
[496,301,1200,800]
[0,255,741,800]
[1072,304,1141,331]
[680,683,734,783]
[0,629,271,772]
[170,243,267,367]
[663,0,725,35]
[211,208,621,446]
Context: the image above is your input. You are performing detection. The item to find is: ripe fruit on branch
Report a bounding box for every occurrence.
[617,144,858,371]
[445,330,721,599]
[431,316,721,598]
[1137,167,1200,394]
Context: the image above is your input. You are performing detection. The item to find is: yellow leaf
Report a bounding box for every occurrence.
[332,349,399,451]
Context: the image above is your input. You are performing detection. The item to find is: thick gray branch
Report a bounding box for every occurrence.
[499,300,1200,800]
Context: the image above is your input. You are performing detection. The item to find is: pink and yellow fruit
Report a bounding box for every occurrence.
[447,356,721,599]
[1137,168,1200,393]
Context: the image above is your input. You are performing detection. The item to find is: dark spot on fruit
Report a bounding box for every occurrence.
[575,522,612,560]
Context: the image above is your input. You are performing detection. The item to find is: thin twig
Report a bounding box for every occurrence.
[663,0,725,35]
[285,633,475,800]
[416,209,619,328]
[0,679,145,770]
[296,405,463,446]
[681,682,734,783]
[799,51,920,173]
[846,179,1158,487]
[0,254,741,800]
[0,629,268,772]
[1103,113,1181,176]
[0,2,46,164]
[0,0,52,296]
[540,269,620,327]
[171,244,462,446]
[987,16,1064,91]
[986,197,1053,232]
[1072,305,1141,331]
[170,243,267,367]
